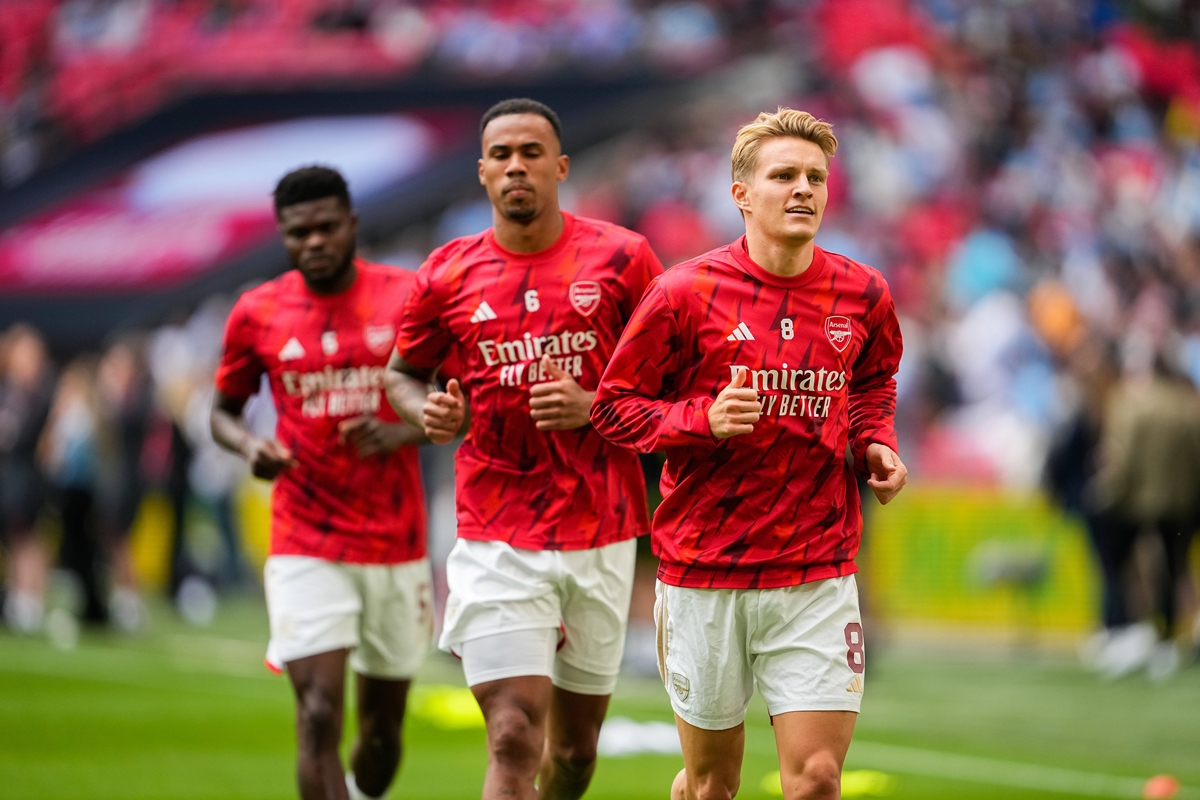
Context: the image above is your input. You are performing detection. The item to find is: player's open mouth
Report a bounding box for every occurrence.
[786,208,814,215]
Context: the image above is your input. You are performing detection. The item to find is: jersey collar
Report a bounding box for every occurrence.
[487,211,576,260]
[729,236,828,289]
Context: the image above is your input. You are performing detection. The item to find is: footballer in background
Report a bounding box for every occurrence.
[386,98,663,800]
[592,108,906,800]
[211,167,432,800]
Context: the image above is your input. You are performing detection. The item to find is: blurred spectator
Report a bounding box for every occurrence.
[0,324,55,633]
[39,355,108,625]
[1087,348,1200,679]
[95,337,153,631]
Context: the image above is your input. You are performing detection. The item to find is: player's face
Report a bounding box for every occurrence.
[277,197,358,290]
[479,113,569,223]
[733,137,829,245]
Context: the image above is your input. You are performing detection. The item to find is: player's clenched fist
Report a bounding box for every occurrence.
[530,355,593,431]
[707,367,761,439]
[865,443,907,505]
[424,378,465,445]
[242,438,295,480]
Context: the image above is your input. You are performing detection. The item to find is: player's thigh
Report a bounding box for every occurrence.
[264,556,361,665]
[555,538,636,694]
[351,558,433,680]
[355,673,411,734]
[440,539,561,654]
[771,711,856,800]
[751,575,865,718]
[675,714,745,798]
[656,581,754,732]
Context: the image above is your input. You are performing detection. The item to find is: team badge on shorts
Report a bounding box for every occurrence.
[825,316,852,352]
[363,322,396,357]
[671,672,690,701]
[569,281,602,317]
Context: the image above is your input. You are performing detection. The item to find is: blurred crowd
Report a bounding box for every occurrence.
[0,311,263,636]
[3,0,749,186]
[4,0,1200,668]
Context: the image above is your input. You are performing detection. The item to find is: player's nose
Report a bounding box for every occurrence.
[505,155,527,175]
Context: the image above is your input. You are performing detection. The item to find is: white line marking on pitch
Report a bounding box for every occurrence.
[848,740,1197,799]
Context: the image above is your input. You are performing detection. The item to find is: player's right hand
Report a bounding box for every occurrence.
[707,367,761,439]
[243,438,295,480]
[423,378,465,445]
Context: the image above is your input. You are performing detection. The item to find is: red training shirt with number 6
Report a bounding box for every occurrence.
[214,259,426,565]
[394,212,663,550]
[591,238,902,589]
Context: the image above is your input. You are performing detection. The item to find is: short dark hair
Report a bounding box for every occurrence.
[479,98,563,147]
[273,166,351,217]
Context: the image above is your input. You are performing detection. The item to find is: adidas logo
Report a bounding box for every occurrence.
[847,674,864,694]
[278,337,306,361]
[726,322,754,341]
[470,301,498,324]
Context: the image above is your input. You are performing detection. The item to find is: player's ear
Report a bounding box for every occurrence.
[478,158,487,186]
[731,181,752,215]
[557,154,569,182]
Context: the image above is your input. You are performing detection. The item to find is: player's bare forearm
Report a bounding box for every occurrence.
[210,390,252,457]
[211,388,294,479]
[385,351,436,429]
[378,420,428,449]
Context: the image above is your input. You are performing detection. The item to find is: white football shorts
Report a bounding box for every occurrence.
[440,537,637,695]
[655,575,865,731]
[264,555,433,679]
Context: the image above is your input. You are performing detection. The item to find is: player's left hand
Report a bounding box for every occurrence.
[338,416,403,457]
[865,443,907,505]
[529,355,594,431]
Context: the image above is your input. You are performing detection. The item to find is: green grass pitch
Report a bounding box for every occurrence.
[1,597,1198,800]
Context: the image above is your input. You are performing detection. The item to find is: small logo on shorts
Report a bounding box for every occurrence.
[671,672,690,702]
[847,675,864,694]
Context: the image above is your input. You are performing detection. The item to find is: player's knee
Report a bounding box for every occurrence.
[690,771,740,800]
[785,753,840,800]
[548,738,598,781]
[296,689,340,746]
[486,704,542,770]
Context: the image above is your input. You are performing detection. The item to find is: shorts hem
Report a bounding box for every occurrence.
[439,620,560,654]
[670,704,746,732]
[351,662,421,681]
[464,664,553,687]
[766,700,863,715]
[551,675,618,696]
[273,639,357,666]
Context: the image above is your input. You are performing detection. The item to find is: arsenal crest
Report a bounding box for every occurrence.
[825,316,852,352]
[363,322,396,357]
[568,281,602,317]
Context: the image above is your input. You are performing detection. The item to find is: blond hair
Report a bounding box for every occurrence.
[731,108,838,182]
